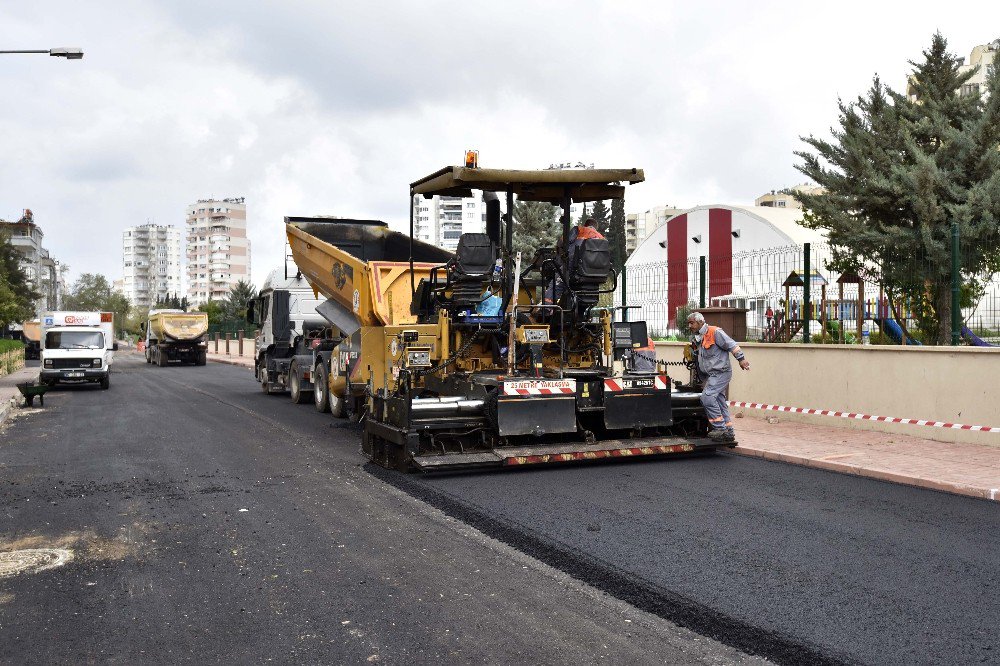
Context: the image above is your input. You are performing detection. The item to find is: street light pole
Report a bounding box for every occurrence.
[0,48,83,59]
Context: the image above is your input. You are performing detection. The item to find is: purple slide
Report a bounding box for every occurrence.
[962,326,996,347]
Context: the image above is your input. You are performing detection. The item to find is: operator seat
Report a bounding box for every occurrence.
[567,237,611,317]
[449,233,496,312]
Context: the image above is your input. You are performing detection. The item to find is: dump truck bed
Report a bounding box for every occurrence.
[286,217,452,330]
[149,311,209,342]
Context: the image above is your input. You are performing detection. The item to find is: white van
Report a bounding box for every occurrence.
[39,311,117,389]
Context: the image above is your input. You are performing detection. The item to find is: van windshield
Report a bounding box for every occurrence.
[46,331,105,350]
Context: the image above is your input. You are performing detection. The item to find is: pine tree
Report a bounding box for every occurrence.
[607,198,627,271]
[796,33,1000,344]
[512,200,560,261]
[590,200,610,236]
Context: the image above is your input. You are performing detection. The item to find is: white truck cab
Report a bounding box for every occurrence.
[39,311,117,390]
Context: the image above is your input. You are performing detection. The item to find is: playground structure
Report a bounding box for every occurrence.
[621,242,1000,345]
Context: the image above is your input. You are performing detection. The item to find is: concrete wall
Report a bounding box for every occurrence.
[656,341,1000,446]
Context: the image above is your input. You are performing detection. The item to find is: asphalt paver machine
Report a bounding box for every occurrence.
[287,162,729,471]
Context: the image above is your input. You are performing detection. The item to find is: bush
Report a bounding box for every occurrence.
[0,339,24,353]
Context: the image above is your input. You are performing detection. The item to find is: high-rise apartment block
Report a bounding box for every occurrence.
[185,198,250,306]
[121,223,182,308]
[412,195,488,251]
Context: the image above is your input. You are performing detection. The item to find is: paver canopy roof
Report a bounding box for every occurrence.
[410,166,644,203]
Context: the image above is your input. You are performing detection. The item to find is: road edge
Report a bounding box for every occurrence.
[731,446,1000,502]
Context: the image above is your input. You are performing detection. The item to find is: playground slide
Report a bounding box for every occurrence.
[876,318,922,345]
[961,326,996,347]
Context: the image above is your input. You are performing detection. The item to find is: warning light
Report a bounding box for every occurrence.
[465,149,479,168]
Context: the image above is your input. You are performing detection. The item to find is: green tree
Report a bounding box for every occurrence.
[63,273,132,335]
[223,279,257,327]
[198,300,224,330]
[607,198,627,271]
[512,200,560,261]
[796,33,1000,344]
[590,200,610,236]
[0,230,39,330]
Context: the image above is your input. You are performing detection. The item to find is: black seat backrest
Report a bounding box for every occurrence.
[455,233,496,277]
[567,238,611,317]
[571,238,611,286]
[451,233,497,310]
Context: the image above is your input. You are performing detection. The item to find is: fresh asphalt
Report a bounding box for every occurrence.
[1,355,759,665]
[2,355,998,665]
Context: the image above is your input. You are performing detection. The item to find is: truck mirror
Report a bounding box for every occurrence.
[112,343,119,351]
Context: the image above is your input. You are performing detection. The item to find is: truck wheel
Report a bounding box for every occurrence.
[197,351,207,366]
[289,362,309,404]
[157,349,167,367]
[145,349,152,364]
[100,374,110,390]
[329,388,346,419]
[260,366,275,395]
[314,363,331,413]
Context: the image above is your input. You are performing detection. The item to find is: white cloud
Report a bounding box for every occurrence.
[1,0,997,289]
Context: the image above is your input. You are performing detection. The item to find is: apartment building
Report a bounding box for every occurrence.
[412,195,587,252]
[185,198,250,306]
[0,209,63,313]
[121,223,182,308]
[754,184,826,210]
[412,195,488,251]
[625,205,683,254]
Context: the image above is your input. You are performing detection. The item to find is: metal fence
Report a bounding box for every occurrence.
[618,234,1000,346]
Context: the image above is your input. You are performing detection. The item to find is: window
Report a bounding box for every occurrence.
[466,202,476,208]
[442,230,462,240]
[777,200,786,208]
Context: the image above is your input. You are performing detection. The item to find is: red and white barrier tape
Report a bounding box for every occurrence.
[729,401,1000,433]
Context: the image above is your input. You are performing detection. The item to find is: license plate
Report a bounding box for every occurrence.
[503,379,576,396]
[66,371,84,378]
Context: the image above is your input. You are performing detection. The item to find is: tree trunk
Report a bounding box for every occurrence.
[934,284,951,345]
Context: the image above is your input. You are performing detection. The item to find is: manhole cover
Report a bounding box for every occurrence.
[0,549,74,578]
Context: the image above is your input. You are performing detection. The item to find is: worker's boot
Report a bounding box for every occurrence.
[708,429,735,443]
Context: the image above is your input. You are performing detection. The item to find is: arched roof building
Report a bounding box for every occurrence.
[623,205,826,332]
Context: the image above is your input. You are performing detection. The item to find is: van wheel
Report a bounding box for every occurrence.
[314,363,331,413]
[290,362,309,404]
[100,374,110,390]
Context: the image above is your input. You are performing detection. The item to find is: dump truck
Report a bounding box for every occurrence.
[248,267,330,402]
[143,310,209,366]
[22,319,41,360]
[287,164,727,472]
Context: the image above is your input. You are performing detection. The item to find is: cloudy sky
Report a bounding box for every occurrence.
[0,2,995,288]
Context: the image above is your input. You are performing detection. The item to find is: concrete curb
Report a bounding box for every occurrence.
[731,446,1000,503]
[0,365,39,429]
[208,356,253,369]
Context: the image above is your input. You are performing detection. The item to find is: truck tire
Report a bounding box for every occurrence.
[289,362,309,404]
[328,382,346,419]
[196,351,207,366]
[260,366,276,395]
[145,349,152,364]
[157,348,167,367]
[313,363,331,413]
[100,374,110,390]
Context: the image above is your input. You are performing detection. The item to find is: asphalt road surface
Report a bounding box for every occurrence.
[1,354,760,665]
[2,355,998,665]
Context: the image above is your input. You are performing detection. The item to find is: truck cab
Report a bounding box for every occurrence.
[39,312,117,389]
[249,269,326,401]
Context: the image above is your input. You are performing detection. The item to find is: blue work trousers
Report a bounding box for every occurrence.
[700,370,733,432]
